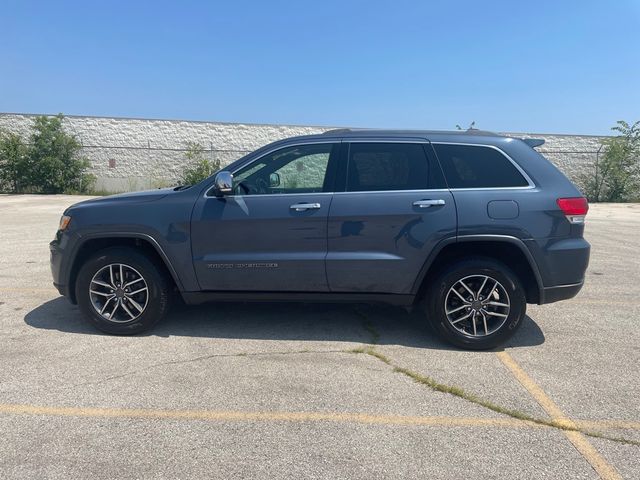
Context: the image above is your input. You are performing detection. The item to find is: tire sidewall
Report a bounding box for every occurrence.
[427,258,526,350]
[76,248,169,335]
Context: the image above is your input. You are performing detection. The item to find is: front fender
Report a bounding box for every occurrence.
[72,231,186,292]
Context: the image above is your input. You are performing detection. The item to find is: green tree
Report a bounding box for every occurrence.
[180,142,220,185]
[28,114,94,193]
[581,120,640,202]
[0,114,95,193]
[0,130,28,192]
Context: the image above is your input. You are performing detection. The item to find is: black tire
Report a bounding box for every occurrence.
[425,257,526,350]
[75,247,171,335]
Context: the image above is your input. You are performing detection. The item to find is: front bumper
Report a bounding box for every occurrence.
[50,238,66,296]
[50,230,77,302]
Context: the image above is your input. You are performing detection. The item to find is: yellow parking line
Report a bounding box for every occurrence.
[0,402,542,428]
[496,351,621,480]
[577,419,640,431]
[1,403,637,431]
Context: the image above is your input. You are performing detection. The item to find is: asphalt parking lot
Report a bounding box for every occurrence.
[0,195,638,479]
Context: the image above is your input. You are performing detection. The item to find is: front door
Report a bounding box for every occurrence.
[326,140,457,294]
[191,142,340,291]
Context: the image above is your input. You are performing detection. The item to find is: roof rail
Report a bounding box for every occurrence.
[321,127,501,136]
[462,128,499,136]
[322,128,353,135]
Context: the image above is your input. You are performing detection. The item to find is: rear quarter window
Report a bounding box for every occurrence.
[433,144,530,188]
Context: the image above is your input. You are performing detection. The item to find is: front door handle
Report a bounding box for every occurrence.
[290,202,321,212]
[413,199,446,208]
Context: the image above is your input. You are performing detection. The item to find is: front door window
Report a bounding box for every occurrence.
[233,143,336,195]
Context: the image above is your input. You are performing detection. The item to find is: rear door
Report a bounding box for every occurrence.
[191,142,340,292]
[326,139,457,294]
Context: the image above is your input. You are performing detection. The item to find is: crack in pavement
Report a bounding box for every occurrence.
[0,348,348,394]
[352,317,639,449]
[3,306,637,456]
[67,348,348,389]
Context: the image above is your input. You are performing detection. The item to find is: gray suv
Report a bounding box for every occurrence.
[50,129,590,349]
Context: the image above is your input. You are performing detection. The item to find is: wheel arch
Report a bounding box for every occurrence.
[413,235,544,304]
[67,233,182,304]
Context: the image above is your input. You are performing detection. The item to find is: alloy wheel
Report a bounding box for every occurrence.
[89,263,149,323]
[444,274,511,337]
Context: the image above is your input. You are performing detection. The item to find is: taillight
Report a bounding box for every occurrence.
[557,197,589,224]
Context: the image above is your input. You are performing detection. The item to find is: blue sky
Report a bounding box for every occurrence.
[2,0,639,134]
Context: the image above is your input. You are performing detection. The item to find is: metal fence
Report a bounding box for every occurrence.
[80,143,601,193]
[534,148,600,187]
[81,144,253,192]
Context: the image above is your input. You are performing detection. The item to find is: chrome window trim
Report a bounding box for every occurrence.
[449,186,537,192]
[334,188,450,196]
[217,189,451,199]
[430,141,536,190]
[222,191,334,199]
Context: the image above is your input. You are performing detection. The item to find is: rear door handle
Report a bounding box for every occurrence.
[290,202,321,211]
[413,199,446,208]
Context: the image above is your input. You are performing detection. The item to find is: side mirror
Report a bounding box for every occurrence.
[213,171,233,196]
[269,172,281,188]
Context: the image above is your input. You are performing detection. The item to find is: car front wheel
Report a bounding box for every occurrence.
[426,257,526,350]
[76,247,170,335]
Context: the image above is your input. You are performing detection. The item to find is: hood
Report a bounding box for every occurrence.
[68,187,176,210]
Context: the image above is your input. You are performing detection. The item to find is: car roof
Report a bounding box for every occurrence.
[222,128,543,178]
[278,128,509,145]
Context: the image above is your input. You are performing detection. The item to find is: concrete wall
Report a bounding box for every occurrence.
[0,113,606,192]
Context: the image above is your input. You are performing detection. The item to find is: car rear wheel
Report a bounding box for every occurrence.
[425,257,526,350]
[76,247,170,335]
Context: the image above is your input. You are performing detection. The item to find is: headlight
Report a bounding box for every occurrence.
[59,215,72,231]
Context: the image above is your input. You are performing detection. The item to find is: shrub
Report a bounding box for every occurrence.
[28,115,95,193]
[0,114,95,193]
[180,142,220,185]
[0,131,28,192]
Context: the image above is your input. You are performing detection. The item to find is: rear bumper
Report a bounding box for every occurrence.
[525,237,590,304]
[539,281,584,304]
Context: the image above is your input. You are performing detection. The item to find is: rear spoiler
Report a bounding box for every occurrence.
[522,138,545,148]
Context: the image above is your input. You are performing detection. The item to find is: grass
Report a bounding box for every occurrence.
[349,317,639,446]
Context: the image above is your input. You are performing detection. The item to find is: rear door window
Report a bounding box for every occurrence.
[433,144,530,188]
[346,142,444,192]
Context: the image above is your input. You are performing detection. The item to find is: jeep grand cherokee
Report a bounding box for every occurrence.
[50,129,590,349]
